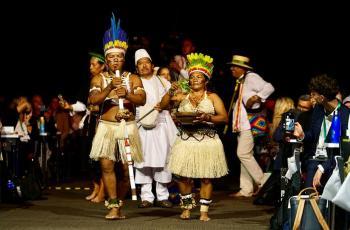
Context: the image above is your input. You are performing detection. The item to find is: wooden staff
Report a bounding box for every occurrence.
[116,70,137,201]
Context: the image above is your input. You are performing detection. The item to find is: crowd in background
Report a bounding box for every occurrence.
[1,32,350,226]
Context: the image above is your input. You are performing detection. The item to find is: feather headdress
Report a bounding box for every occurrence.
[103,13,128,56]
[186,53,214,79]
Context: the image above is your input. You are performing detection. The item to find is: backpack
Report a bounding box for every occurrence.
[20,158,42,200]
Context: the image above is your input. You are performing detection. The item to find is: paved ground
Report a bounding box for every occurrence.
[0,184,274,230]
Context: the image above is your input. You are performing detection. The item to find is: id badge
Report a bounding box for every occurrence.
[315,147,328,158]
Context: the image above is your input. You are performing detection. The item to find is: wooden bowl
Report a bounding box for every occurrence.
[174,112,198,125]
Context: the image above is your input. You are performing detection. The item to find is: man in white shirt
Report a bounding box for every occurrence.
[228,55,274,197]
[134,49,178,208]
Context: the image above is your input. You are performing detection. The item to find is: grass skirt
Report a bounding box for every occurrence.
[168,134,228,178]
[89,120,143,163]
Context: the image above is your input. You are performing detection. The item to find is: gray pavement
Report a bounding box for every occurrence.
[0,187,273,230]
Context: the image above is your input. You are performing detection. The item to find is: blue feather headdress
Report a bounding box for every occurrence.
[103,13,128,56]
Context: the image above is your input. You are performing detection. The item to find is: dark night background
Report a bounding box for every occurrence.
[1,2,349,103]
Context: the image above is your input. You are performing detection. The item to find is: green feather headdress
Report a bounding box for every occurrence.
[186,53,214,79]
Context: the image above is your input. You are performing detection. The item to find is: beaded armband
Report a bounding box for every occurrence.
[89,86,102,93]
[133,87,145,93]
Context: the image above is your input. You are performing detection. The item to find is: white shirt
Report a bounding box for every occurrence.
[317,112,334,149]
[232,71,274,132]
[316,107,338,173]
[135,75,178,168]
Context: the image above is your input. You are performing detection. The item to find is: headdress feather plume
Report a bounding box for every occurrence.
[187,53,214,79]
[103,12,128,55]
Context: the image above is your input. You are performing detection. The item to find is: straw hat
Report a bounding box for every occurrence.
[227,55,253,69]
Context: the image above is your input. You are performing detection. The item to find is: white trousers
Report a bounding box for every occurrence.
[236,130,264,196]
[135,167,171,202]
[140,182,169,203]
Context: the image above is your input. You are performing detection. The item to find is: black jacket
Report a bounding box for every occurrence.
[303,104,350,173]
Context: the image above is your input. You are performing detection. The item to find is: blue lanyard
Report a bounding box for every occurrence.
[322,101,341,141]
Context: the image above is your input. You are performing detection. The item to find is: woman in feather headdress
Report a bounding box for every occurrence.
[168,53,229,221]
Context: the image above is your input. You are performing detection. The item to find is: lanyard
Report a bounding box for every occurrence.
[322,101,341,141]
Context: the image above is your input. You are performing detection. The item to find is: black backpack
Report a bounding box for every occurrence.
[269,172,301,230]
[253,170,280,206]
[20,158,42,201]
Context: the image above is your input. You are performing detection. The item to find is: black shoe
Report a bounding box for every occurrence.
[155,200,173,208]
[138,200,153,208]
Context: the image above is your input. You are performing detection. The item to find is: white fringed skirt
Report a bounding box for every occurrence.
[168,134,228,178]
[89,120,143,163]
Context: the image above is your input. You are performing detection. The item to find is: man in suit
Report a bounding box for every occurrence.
[294,74,349,188]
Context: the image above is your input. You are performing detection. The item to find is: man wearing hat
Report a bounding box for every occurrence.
[228,55,274,197]
[134,49,178,208]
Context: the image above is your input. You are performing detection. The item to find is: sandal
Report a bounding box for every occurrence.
[105,209,126,220]
[105,213,126,220]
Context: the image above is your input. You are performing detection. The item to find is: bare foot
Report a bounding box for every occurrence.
[199,212,210,221]
[85,183,99,201]
[91,181,105,203]
[105,208,126,220]
[85,192,97,201]
[91,195,105,203]
[180,210,191,220]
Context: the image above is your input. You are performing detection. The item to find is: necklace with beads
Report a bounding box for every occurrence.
[189,91,205,108]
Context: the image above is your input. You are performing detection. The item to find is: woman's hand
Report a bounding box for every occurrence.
[169,82,179,95]
[195,113,211,123]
